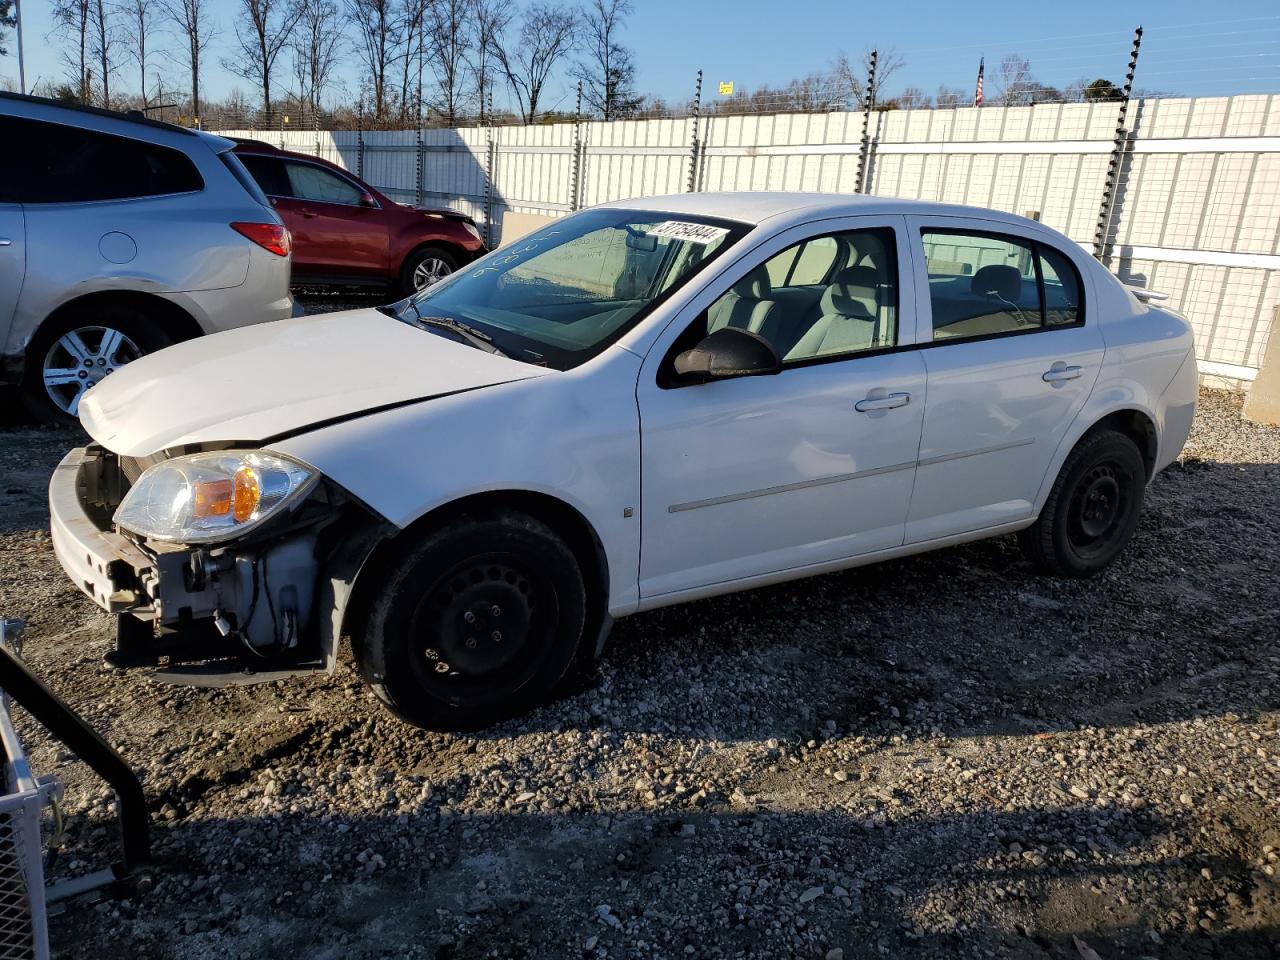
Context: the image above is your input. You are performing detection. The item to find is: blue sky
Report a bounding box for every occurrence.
[5,0,1279,110]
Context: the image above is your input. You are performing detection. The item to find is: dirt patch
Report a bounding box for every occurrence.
[0,387,1276,959]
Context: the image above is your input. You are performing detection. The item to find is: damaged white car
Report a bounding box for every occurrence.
[50,193,1198,729]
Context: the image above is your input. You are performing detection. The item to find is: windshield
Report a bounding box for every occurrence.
[405,208,749,369]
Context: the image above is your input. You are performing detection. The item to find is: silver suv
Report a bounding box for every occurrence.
[0,94,296,421]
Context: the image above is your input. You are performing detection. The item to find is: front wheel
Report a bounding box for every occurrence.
[22,305,175,424]
[399,246,458,297]
[357,511,587,730]
[1018,429,1148,578]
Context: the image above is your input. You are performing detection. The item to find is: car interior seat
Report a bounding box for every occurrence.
[706,265,779,339]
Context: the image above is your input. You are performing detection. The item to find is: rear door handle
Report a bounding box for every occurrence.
[855,392,911,412]
[1042,364,1083,383]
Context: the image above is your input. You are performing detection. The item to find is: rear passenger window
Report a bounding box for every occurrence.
[922,231,1085,340]
[923,232,1040,340]
[2,116,203,203]
[237,153,292,197]
[697,227,898,365]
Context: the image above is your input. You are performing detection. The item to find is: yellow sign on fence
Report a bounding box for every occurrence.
[718,81,734,96]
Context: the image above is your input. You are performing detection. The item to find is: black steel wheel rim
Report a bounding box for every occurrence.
[1067,462,1127,557]
[409,553,556,704]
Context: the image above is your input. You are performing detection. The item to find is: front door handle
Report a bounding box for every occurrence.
[0,238,11,246]
[855,392,911,412]
[1042,364,1083,383]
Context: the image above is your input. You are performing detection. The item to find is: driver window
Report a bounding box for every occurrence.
[698,227,898,364]
[285,162,365,205]
[923,231,1043,340]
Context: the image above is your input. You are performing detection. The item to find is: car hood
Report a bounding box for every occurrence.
[79,309,549,456]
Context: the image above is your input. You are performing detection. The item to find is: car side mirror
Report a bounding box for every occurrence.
[359,192,377,208]
[673,326,781,384]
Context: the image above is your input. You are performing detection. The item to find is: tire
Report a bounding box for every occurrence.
[399,246,458,297]
[1018,429,1148,578]
[21,303,176,424]
[356,511,587,731]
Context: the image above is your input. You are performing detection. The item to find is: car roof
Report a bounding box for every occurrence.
[232,139,370,179]
[0,91,235,151]
[599,191,1048,232]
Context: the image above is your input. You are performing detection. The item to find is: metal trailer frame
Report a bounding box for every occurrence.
[0,618,151,958]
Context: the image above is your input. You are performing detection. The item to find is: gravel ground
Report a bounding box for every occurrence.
[0,375,1277,959]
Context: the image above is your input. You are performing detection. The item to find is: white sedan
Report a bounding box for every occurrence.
[49,193,1198,729]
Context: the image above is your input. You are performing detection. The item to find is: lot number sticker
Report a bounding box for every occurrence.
[647,221,729,244]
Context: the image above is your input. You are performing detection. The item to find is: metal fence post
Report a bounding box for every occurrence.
[856,50,878,194]
[687,70,703,193]
[415,122,425,207]
[571,82,583,211]
[483,93,497,246]
[313,111,321,160]
[356,109,366,181]
[1093,26,1144,262]
[698,112,714,191]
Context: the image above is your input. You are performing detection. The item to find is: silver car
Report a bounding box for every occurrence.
[0,93,296,421]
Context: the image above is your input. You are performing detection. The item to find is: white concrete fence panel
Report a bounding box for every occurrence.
[219,94,1280,383]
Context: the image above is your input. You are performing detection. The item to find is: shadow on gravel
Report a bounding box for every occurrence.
[51,802,1280,959]
[436,459,1279,749]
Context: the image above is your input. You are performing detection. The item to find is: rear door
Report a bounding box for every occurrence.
[238,154,388,280]
[903,216,1104,543]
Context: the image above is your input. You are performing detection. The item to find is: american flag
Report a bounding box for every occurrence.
[974,57,985,107]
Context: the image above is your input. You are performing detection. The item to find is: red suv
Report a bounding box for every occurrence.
[233,141,486,296]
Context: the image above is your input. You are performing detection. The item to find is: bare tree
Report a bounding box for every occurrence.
[494,2,576,122]
[396,0,430,122]
[468,0,512,120]
[425,0,472,123]
[994,54,1033,106]
[897,86,930,109]
[53,0,92,102]
[89,0,115,105]
[0,0,14,58]
[122,0,159,107]
[223,0,302,118]
[345,0,398,120]
[290,0,344,114]
[831,47,904,108]
[161,0,216,122]
[571,0,640,120]
[934,85,965,108]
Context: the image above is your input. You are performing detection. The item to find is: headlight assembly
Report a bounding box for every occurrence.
[113,451,318,544]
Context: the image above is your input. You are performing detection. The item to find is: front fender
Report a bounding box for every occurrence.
[269,348,644,618]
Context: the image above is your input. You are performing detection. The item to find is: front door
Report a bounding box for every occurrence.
[0,205,25,348]
[904,218,1105,543]
[636,217,927,601]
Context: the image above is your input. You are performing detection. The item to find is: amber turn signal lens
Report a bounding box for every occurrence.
[232,467,261,523]
[191,479,233,518]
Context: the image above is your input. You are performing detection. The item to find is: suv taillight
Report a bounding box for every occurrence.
[231,222,292,257]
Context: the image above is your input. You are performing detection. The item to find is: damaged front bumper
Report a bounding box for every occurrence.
[49,446,384,679]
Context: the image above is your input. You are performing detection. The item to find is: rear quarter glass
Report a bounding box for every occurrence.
[219,150,273,208]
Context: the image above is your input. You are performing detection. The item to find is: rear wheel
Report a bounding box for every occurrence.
[357,511,586,730]
[21,304,176,424]
[399,246,458,297]
[1018,429,1147,577]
